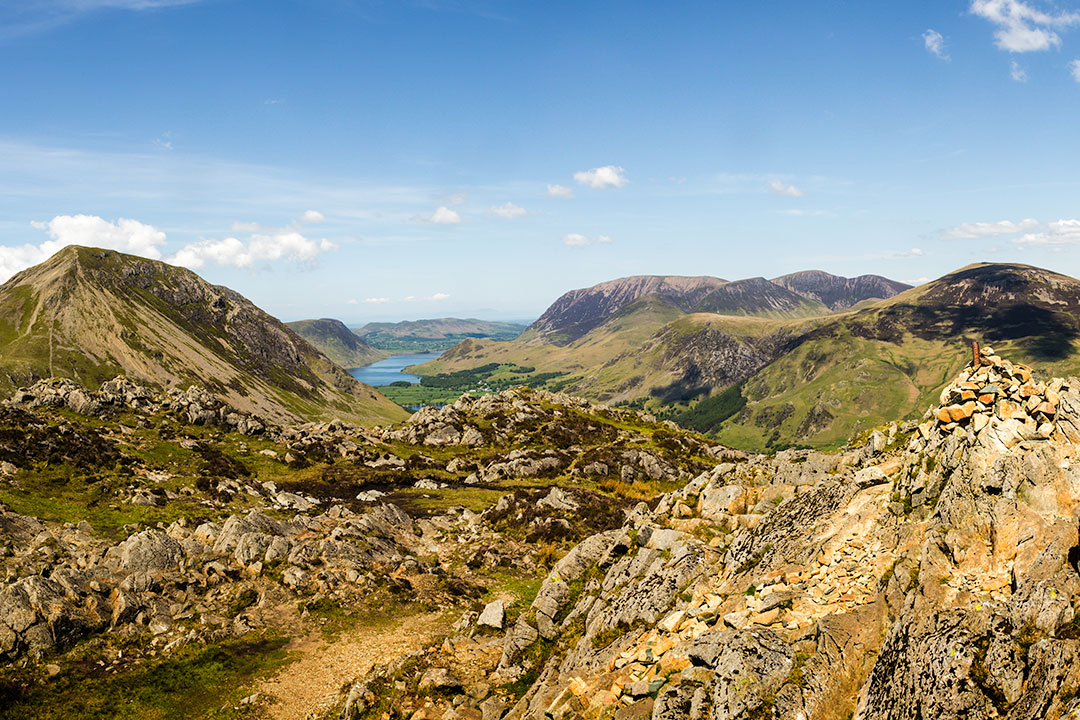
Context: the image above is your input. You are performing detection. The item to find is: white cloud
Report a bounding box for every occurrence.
[430,292,450,301]
[1,214,168,282]
[170,231,333,270]
[489,202,527,219]
[363,297,390,304]
[34,214,166,257]
[923,29,951,60]
[546,184,574,198]
[1071,58,1080,81]
[445,191,468,205]
[562,233,613,247]
[971,0,1080,53]
[943,217,1080,248]
[942,218,1040,239]
[301,209,325,223]
[168,212,338,270]
[768,179,805,197]
[1010,60,1029,81]
[1014,218,1080,246]
[573,165,628,189]
[347,298,359,305]
[428,206,462,224]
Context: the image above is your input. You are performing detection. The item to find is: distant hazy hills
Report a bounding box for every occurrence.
[286,318,387,368]
[0,246,407,425]
[415,265,1080,450]
[354,317,526,352]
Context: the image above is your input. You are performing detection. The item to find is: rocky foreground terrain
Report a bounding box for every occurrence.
[326,347,1080,720]
[0,375,724,719]
[2,346,1080,720]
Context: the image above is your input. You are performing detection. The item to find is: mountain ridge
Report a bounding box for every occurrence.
[0,245,407,424]
[771,269,913,310]
[413,262,1080,450]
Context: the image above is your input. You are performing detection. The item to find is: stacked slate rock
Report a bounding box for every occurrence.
[917,345,1063,444]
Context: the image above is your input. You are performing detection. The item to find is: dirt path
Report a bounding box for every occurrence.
[257,611,447,720]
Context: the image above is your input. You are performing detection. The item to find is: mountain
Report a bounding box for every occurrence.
[714,262,1080,449]
[527,275,729,344]
[525,273,876,346]
[692,276,827,316]
[414,262,1080,451]
[355,317,527,352]
[0,246,407,424]
[286,318,387,368]
[771,269,912,310]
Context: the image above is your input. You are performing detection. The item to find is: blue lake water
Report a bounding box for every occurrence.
[348,352,441,386]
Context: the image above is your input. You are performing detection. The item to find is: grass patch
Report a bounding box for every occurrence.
[0,634,290,720]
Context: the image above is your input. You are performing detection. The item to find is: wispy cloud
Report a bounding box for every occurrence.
[971,0,1080,53]
[0,137,438,226]
[363,297,390,304]
[923,29,951,60]
[776,208,833,217]
[489,202,526,219]
[546,183,574,198]
[573,165,628,189]
[943,216,1080,248]
[882,247,925,259]
[562,233,613,247]
[1010,59,1029,81]
[0,0,207,41]
[768,179,805,197]
[1071,58,1080,81]
[942,218,1040,238]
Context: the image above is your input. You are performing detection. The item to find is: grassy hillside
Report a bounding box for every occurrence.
[0,246,407,425]
[407,263,1080,452]
[287,318,388,368]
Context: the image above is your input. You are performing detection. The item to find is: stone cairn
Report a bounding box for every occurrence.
[919,342,1064,441]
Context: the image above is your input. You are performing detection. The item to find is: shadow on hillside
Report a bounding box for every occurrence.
[906,303,1079,361]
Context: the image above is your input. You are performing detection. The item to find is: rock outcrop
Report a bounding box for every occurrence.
[336,349,1080,720]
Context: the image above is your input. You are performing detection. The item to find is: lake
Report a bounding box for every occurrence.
[348,352,441,386]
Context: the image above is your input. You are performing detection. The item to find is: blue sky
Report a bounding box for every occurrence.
[2,0,1080,323]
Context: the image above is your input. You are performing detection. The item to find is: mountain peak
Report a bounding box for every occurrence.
[0,246,406,424]
[528,275,729,344]
[770,270,911,310]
